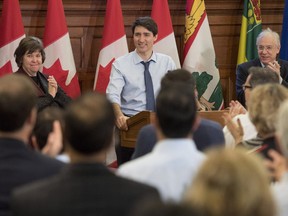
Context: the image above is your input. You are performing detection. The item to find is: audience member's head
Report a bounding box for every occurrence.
[156,83,197,138]
[31,107,65,155]
[243,66,280,103]
[184,148,276,216]
[277,100,288,157]
[14,36,46,67]
[248,84,288,137]
[161,69,196,89]
[131,17,158,36]
[64,92,115,158]
[0,74,37,133]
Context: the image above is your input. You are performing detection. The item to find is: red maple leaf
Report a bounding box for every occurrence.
[95,58,115,93]
[43,59,80,98]
[0,61,13,77]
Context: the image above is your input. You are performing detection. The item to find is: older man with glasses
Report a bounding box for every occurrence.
[236,28,288,107]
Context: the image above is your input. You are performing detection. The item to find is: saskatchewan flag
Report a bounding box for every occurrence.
[182,0,223,110]
[237,0,262,65]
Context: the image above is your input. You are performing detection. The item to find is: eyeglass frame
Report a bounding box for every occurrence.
[242,84,252,91]
[257,45,274,52]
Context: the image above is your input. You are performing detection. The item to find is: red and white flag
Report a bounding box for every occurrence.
[151,0,180,68]
[43,0,80,98]
[183,0,223,110]
[0,0,25,76]
[93,0,128,93]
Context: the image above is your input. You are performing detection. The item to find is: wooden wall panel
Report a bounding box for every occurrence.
[0,0,285,106]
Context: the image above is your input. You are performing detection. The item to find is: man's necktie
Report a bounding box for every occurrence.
[141,61,155,111]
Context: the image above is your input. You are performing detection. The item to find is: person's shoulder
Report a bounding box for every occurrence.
[199,118,222,130]
[154,52,174,61]
[140,124,156,134]
[114,51,135,62]
[238,58,260,68]
[278,58,288,66]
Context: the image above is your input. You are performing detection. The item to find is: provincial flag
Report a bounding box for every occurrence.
[43,0,81,98]
[93,0,128,93]
[151,0,181,68]
[280,0,288,61]
[237,0,262,65]
[0,0,25,76]
[182,0,223,110]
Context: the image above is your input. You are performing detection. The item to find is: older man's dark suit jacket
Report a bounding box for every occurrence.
[15,68,71,112]
[236,58,288,106]
[12,163,160,216]
[0,138,64,216]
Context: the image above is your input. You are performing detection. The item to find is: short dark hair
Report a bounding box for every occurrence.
[0,74,37,131]
[156,84,197,138]
[64,92,115,154]
[248,67,279,88]
[14,36,46,67]
[32,107,64,150]
[132,17,158,36]
[161,69,196,90]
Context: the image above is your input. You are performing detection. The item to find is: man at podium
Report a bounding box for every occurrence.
[106,17,176,164]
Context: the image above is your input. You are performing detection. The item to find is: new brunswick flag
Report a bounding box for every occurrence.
[182,0,223,110]
[237,0,262,65]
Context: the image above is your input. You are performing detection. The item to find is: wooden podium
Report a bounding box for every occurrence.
[120,111,155,148]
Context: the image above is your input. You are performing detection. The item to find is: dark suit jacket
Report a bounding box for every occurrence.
[15,68,71,112]
[0,138,64,216]
[236,58,288,106]
[12,163,160,216]
[132,118,225,159]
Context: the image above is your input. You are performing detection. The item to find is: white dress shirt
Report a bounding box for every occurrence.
[117,138,205,203]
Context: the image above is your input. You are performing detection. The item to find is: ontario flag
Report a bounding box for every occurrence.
[0,0,25,76]
[43,0,81,98]
[93,0,128,93]
[182,0,223,110]
[151,0,181,68]
[237,0,262,65]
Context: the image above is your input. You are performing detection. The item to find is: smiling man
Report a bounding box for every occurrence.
[106,17,176,164]
[236,28,288,106]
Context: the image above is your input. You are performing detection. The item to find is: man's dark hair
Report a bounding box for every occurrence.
[0,74,37,131]
[14,36,46,67]
[64,92,115,154]
[156,83,197,138]
[32,107,64,150]
[248,67,280,88]
[132,17,158,36]
[161,69,196,90]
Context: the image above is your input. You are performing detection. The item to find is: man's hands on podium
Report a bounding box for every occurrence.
[116,115,129,131]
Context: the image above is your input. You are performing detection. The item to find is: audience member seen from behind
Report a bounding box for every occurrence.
[14,36,71,112]
[12,92,160,216]
[224,67,279,148]
[184,148,276,216]
[266,100,288,216]
[236,28,288,106]
[106,16,176,164]
[30,107,68,162]
[0,74,64,216]
[225,84,288,159]
[132,69,224,160]
[118,84,205,203]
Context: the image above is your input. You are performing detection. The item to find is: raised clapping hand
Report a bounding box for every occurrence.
[48,75,58,98]
[266,60,281,77]
[222,112,244,145]
[229,100,247,118]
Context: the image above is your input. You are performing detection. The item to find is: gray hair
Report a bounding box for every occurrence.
[256,28,280,48]
[277,100,288,157]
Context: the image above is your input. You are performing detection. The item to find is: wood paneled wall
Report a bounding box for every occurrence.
[0,0,285,107]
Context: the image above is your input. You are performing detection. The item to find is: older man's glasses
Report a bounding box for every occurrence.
[257,45,274,52]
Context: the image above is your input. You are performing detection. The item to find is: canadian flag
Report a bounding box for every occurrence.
[151,0,181,68]
[43,0,80,98]
[93,0,128,93]
[0,0,25,76]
